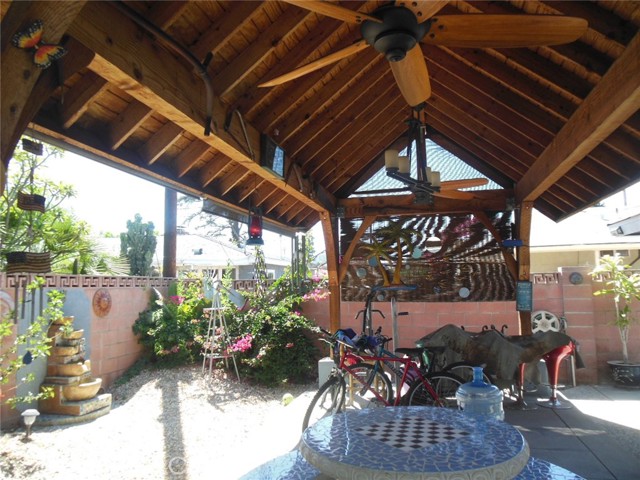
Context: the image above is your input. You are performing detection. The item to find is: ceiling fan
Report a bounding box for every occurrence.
[260,1,588,108]
[354,108,489,204]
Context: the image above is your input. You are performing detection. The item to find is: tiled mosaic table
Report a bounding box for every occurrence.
[240,451,586,480]
[300,406,530,480]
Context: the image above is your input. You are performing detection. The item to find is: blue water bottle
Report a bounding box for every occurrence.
[455,367,504,421]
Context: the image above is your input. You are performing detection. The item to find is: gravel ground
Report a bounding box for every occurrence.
[0,365,317,480]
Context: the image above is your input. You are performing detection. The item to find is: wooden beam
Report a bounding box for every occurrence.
[108,100,153,150]
[338,191,512,218]
[139,122,183,165]
[61,71,109,129]
[0,36,94,193]
[67,2,334,213]
[472,210,518,281]
[516,32,640,203]
[320,210,341,333]
[175,140,210,177]
[1,1,87,171]
[338,216,376,284]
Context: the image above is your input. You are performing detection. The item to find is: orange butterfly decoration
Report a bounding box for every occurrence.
[12,20,67,69]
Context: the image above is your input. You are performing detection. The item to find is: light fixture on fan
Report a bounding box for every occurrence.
[246,208,264,246]
[384,110,440,205]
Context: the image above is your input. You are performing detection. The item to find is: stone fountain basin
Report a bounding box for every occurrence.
[63,329,84,340]
[51,345,79,356]
[53,315,74,326]
[48,360,91,377]
[63,378,102,401]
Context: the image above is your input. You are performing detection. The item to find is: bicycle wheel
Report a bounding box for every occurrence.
[345,362,393,409]
[402,372,464,408]
[302,375,346,431]
[444,362,492,384]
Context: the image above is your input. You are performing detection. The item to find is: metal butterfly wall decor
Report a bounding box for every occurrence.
[12,20,67,69]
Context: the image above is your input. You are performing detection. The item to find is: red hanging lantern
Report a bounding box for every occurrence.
[246,210,264,246]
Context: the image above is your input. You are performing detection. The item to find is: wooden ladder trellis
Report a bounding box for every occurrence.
[201,294,240,380]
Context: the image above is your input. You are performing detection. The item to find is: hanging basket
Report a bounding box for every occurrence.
[5,251,51,274]
[17,192,46,212]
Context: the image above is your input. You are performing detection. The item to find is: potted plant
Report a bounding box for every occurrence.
[591,255,640,387]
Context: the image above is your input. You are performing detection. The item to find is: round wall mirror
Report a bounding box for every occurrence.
[425,236,442,253]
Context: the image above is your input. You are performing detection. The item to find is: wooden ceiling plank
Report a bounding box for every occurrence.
[233,7,357,113]
[61,71,109,129]
[68,1,333,215]
[285,202,308,223]
[214,164,250,195]
[517,32,640,203]
[148,1,190,29]
[139,122,184,165]
[251,28,363,132]
[176,139,211,177]
[275,48,380,142]
[299,74,400,173]
[325,106,408,193]
[213,5,310,98]
[238,177,268,204]
[314,102,405,185]
[199,153,228,188]
[108,100,153,150]
[287,59,391,158]
[190,1,263,62]
[1,0,87,165]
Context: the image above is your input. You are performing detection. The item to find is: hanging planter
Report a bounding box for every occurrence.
[5,251,51,274]
[17,191,46,212]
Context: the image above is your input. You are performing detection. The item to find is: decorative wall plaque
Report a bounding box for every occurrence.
[93,289,112,317]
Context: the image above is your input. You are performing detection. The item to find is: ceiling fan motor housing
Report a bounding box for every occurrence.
[361,5,428,62]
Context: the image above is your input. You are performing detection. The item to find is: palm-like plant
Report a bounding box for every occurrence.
[377,219,419,285]
[591,255,640,364]
[359,234,393,286]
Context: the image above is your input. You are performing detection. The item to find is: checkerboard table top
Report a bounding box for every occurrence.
[301,406,530,480]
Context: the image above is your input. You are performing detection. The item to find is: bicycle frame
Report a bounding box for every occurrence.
[338,345,444,407]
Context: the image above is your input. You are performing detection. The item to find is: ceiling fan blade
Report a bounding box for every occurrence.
[389,46,431,107]
[434,190,476,200]
[440,178,488,190]
[282,1,382,24]
[259,40,369,88]
[422,15,588,47]
[395,1,449,23]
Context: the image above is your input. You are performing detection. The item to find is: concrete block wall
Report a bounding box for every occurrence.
[302,265,640,387]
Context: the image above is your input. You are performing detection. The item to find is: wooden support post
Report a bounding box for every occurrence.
[320,210,341,333]
[516,202,533,335]
[163,188,177,278]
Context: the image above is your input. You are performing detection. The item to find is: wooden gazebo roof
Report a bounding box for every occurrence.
[2,1,639,330]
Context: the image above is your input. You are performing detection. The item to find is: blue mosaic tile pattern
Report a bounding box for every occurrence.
[239,450,321,480]
[515,458,585,480]
[300,406,530,479]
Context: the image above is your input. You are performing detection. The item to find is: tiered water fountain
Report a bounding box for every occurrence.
[38,315,112,425]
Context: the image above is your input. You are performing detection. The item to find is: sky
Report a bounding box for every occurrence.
[30,149,640,247]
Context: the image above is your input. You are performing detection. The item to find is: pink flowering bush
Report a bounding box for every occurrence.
[133,278,209,365]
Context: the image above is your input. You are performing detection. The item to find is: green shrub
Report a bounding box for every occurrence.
[132,279,209,366]
[226,287,318,386]
[131,273,326,385]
